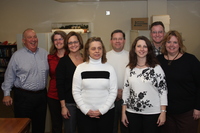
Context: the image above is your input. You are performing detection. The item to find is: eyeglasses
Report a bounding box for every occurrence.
[54,38,64,42]
[151,31,164,34]
[68,41,79,45]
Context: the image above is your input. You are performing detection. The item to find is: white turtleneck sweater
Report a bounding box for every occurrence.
[72,57,118,115]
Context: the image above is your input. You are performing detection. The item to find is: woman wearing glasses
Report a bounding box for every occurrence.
[47,31,67,133]
[56,31,84,133]
[72,37,117,133]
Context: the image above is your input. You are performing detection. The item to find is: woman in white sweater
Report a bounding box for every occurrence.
[122,36,168,133]
[72,37,117,133]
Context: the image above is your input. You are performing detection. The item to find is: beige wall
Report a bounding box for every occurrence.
[0,0,200,59]
[0,0,200,132]
[168,1,200,60]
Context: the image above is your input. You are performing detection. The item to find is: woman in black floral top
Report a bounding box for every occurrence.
[122,36,167,133]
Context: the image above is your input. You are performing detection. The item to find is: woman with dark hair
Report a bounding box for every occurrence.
[56,31,84,133]
[122,36,167,133]
[157,30,200,133]
[72,37,117,133]
[48,30,67,133]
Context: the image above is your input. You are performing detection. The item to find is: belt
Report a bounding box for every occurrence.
[15,87,45,93]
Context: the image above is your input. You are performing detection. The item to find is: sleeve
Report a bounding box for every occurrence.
[72,65,89,115]
[122,67,130,105]
[156,65,168,106]
[56,57,67,100]
[98,66,118,115]
[190,55,200,110]
[1,54,17,96]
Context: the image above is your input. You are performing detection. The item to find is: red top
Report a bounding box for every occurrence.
[47,52,67,100]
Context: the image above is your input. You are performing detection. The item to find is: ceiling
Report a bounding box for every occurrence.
[55,0,198,2]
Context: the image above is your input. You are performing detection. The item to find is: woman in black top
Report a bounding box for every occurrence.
[157,30,200,133]
[56,31,84,133]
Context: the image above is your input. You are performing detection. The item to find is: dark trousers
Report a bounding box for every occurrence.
[113,99,129,133]
[77,108,114,133]
[161,110,199,133]
[48,97,63,133]
[14,88,47,133]
[126,111,160,133]
[63,103,77,133]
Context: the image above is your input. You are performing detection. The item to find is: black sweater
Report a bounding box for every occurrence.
[56,55,76,103]
[157,53,200,114]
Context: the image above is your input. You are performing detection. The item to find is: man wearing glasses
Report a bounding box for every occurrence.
[150,21,165,56]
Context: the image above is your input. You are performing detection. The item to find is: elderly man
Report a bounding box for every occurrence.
[2,28,49,133]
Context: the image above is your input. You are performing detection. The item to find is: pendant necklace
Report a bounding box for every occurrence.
[167,52,179,65]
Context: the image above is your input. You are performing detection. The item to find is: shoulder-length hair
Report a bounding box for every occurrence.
[128,36,159,70]
[161,30,186,55]
[83,37,107,63]
[65,31,84,53]
[49,30,67,55]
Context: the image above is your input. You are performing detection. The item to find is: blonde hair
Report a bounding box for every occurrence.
[161,30,186,55]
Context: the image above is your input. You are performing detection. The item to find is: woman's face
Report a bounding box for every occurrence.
[53,34,65,50]
[68,35,80,53]
[165,36,180,55]
[135,40,148,58]
[88,41,103,60]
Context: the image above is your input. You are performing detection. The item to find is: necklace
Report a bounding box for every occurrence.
[137,64,146,67]
[167,52,179,65]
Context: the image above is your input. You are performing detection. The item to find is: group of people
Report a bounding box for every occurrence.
[1,20,200,133]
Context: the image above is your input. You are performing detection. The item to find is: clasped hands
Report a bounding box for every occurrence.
[87,110,101,118]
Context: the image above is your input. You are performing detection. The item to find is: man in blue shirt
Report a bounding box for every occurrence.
[2,28,49,133]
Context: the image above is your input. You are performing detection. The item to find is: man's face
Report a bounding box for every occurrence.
[110,32,125,52]
[150,25,165,45]
[22,30,38,52]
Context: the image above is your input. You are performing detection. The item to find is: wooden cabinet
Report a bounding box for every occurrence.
[0,45,17,82]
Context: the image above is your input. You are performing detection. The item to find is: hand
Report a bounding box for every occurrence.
[121,113,129,127]
[87,110,101,118]
[3,96,13,106]
[157,112,166,126]
[193,109,200,120]
[61,106,71,119]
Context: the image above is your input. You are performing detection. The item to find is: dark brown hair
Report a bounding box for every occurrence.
[110,29,126,40]
[65,31,84,53]
[150,21,165,31]
[128,36,159,69]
